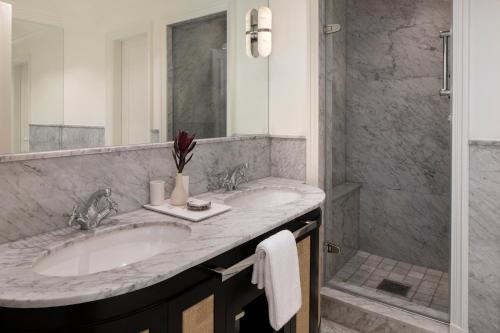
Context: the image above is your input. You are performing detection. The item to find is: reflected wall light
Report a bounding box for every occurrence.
[245,6,272,58]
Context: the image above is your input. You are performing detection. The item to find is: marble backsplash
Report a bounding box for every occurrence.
[469,141,500,333]
[30,125,105,152]
[0,136,306,244]
[270,136,307,181]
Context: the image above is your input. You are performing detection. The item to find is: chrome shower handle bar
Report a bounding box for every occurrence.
[440,30,451,97]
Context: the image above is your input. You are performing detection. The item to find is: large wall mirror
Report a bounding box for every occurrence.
[1,0,269,155]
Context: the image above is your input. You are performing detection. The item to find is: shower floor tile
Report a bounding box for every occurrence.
[330,251,449,320]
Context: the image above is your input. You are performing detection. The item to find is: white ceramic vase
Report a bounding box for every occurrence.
[182,175,190,196]
[170,173,188,206]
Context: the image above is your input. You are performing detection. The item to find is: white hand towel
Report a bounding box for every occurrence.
[251,230,302,330]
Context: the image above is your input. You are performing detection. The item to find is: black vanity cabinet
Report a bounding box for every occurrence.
[0,208,321,333]
[204,209,321,333]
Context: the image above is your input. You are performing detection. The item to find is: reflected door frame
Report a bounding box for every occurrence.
[12,56,30,153]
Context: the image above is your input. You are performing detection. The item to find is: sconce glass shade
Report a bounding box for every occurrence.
[258,6,272,30]
[258,6,272,57]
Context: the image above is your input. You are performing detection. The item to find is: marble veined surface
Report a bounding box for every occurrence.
[0,178,324,308]
[0,136,306,245]
[469,143,500,333]
[345,0,451,271]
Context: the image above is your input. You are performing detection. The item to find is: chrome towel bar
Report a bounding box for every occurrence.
[209,220,318,282]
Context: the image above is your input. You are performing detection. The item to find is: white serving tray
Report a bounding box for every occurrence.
[143,199,231,222]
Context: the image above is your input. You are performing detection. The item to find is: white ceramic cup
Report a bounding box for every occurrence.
[150,180,165,206]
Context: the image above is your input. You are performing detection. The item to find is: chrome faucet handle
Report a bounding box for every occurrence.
[106,196,119,214]
[68,189,119,230]
[207,163,250,192]
[67,205,80,227]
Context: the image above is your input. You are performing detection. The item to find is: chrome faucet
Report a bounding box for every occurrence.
[68,188,118,230]
[210,163,249,191]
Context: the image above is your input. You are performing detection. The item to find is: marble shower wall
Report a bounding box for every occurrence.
[345,0,451,271]
[469,142,500,333]
[0,136,306,244]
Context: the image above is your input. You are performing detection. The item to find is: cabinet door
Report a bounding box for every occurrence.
[182,294,214,333]
[168,279,217,333]
[296,236,311,333]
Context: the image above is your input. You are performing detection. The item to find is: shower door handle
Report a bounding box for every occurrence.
[440,31,451,97]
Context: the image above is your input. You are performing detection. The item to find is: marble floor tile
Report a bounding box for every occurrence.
[331,250,450,320]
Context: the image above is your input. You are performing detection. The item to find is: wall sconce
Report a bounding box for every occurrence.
[245,6,272,58]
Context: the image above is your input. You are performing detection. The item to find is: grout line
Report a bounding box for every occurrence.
[345,251,368,282]
[429,273,445,309]
[411,267,429,304]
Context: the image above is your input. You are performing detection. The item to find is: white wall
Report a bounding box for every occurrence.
[268,0,309,136]
[231,0,269,135]
[469,0,500,141]
[12,26,63,125]
[0,2,12,153]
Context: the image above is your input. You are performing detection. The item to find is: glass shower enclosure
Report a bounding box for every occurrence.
[321,0,452,322]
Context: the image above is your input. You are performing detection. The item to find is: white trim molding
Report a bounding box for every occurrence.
[450,0,470,332]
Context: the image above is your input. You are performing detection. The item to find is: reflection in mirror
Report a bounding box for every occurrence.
[168,13,227,140]
[12,19,64,153]
[0,0,269,156]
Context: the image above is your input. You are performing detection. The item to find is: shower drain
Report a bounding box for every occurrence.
[376,279,411,297]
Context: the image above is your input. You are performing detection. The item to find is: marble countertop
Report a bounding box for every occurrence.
[0,177,324,308]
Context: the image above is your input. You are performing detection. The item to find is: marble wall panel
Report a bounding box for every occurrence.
[359,188,449,270]
[345,0,451,271]
[270,136,306,181]
[0,137,272,244]
[61,126,105,150]
[469,142,500,333]
[29,125,61,152]
[30,125,106,152]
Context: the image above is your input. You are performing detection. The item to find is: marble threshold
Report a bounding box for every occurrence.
[321,287,449,333]
[0,177,324,308]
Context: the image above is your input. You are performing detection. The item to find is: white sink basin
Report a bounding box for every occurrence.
[32,223,191,277]
[225,188,302,209]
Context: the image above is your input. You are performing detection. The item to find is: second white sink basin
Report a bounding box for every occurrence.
[32,223,191,277]
[225,188,302,209]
